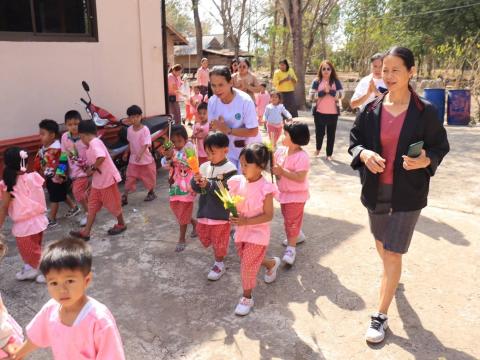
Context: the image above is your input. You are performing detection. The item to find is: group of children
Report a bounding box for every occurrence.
[0,90,311,358]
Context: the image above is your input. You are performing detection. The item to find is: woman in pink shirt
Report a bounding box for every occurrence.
[272,122,310,266]
[310,60,343,160]
[0,147,48,283]
[70,120,126,241]
[228,143,281,316]
[195,58,210,96]
[168,64,184,124]
[14,238,125,360]
[122,105,157,205]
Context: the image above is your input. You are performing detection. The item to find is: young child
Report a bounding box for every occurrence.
[69,120,126,241]
[61,111,89,227]
[13,238,125,359]
[272,122,310,265]
[255,83,270,126]
[162,125,197,252]
[191,132,237,280]
[192,102,210,165]
[0,235,25,358]
[0,147,48,283]
[263,92,292,146]
[185,85,194,127]
[228,143,281,316]
[190,84,204,123]
[35,119,79,228]
[122,105,157,206]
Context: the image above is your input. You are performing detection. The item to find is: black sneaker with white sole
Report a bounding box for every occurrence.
[365,312,388,343]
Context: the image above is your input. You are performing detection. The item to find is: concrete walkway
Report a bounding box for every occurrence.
[1,114,478,359]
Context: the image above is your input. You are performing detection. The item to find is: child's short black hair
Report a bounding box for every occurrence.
[284,121,310,146]
[204,131,229,150]
[197,102,208,112]
[40,238,92,276]
[170,124,188,140]
[239,143,270,170]
[126,105,143,116]
[64,110,82,123]
[39,119,59,136]
[78,119,97,135]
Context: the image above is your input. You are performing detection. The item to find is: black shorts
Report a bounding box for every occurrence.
[46,177,68,203]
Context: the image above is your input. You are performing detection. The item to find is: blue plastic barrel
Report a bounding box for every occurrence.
[447,89,471,125]
[424,88,445,124]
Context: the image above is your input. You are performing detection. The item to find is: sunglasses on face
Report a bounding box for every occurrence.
[322,68,331,71]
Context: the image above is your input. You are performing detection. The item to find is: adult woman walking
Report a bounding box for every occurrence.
[272,59,298,118]
[311,60,343,159]
[348,47,449,344]
[168,64,184,124]
[208,66,261,170]
[232,58,262,103]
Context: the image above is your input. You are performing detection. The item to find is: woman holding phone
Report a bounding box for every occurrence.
[208,66,261,170]
[349,47,449,344]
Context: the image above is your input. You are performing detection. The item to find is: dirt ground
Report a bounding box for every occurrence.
[1,114,478,359]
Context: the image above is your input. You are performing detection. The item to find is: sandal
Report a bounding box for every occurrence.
[144,192,157,202]
[69,230,90,241]
[107,224,127,235]
[121,195,128,206]
[175,242,186,252]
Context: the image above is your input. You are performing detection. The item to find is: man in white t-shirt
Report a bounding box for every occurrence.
[350,53,387,110]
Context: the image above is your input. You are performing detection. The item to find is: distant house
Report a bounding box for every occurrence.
[166,23,188,67]
[174,35,253,73]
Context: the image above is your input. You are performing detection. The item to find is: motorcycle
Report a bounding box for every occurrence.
[80,81,172,180]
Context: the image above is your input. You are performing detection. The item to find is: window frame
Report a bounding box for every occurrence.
[0,0,98,42]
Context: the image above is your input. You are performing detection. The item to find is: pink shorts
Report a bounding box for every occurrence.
[125,162,157,193]
[281,202,305,239]
[88,184,122,217]
[72,177,89,203]
[197,222,230,258]
[236,242,267,291]
[170,201,194,225]
[15,232,43,269]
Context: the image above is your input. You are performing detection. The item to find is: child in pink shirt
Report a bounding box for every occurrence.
[272,122,310,265]
[61,111,90,227]
[161,125,197,252]
[192,102,210,165]
[69,120,126,241]
[13,238,125,360]
[228,143,281,316]
[0,147,48,283]
[0,236,24,358]
[190,85,204,123]
[122,105,157,205]
[255,83,270,125]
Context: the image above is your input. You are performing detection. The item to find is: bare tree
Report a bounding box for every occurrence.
[192,0,203,65]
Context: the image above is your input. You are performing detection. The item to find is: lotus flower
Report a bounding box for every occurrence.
[214,181,243,218]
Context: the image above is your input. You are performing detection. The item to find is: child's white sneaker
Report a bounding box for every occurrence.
[282,247,296,265]
[264,257,281,284]
[365,312,389,343]
[16,265,39,281]
[36,274,46,283]
[79,214,88,227]
[282,230,306,246]
[207,263,225,281]
[235,296,254,316]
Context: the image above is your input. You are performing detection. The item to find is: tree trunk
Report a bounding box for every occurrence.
[320,21,327,60]
[192,0,203,66]
[282,15,289,56]
[270,0,279,78]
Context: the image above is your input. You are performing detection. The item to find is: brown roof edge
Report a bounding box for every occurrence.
[166,23,189,45]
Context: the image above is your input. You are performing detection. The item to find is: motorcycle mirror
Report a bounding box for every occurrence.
[82,81,90,92]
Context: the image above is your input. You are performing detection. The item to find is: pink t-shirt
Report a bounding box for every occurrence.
[380,109,407,185]
[196,67,210,87]
[316,80,338,115]
[193,122,210,158]
[61,132,88,180]
[274,147,310,204]
[0,172,48,238]
[256,92,271,117]
[190,93,204,115]
[26,298,125,360]
[227,175,277,246]
[127,126,154,166]
[86,138,121,189]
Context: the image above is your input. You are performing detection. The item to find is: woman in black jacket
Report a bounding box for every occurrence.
[348,47,449,344]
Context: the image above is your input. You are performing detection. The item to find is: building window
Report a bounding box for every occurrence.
[0,0,98,41]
